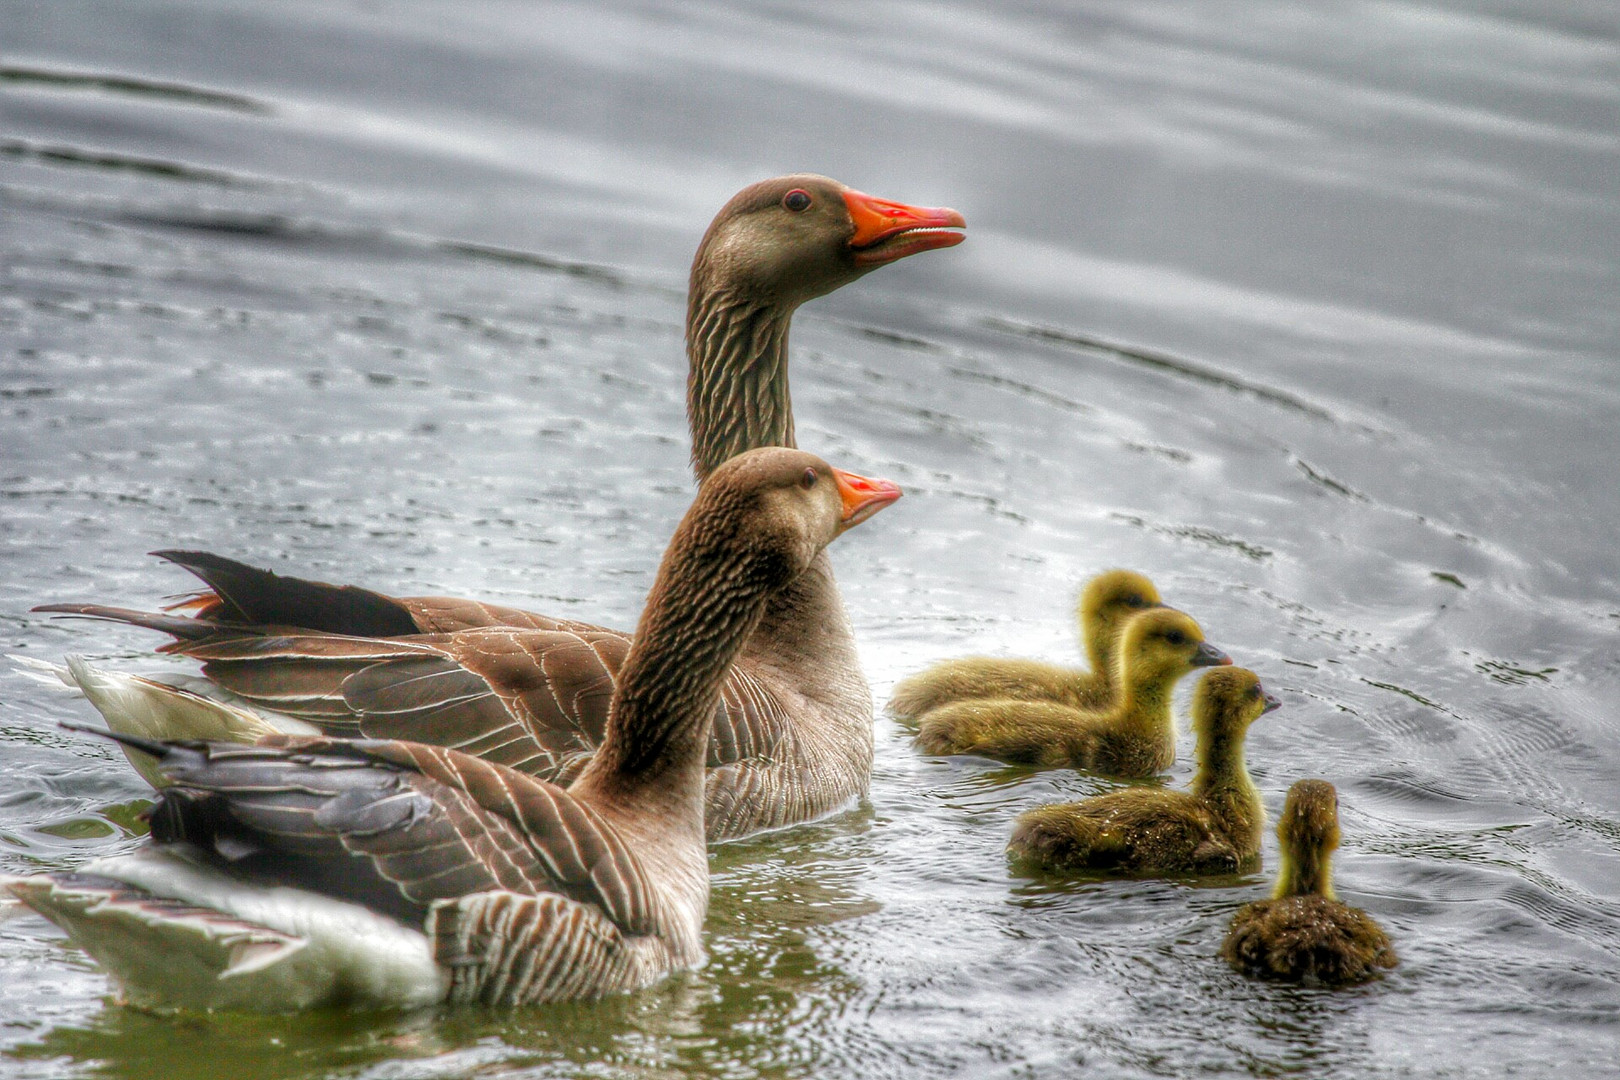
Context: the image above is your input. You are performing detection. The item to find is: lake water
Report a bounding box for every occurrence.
[3,2,1618,1077]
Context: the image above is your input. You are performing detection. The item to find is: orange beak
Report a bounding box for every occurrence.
[843,189,966,267]
[831,468,902,532]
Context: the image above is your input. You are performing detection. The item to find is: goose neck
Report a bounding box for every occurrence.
[574,523,778,811]
[1117,670,1176,735]
[1273,845,1336,900]
[744,552,854,667]
[686,285,797,481]
[1193,730,1262,853]
[1083,614,1117,685]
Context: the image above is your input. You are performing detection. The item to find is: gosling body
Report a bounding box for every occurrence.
[888,570,1161,719]
[1223,779,1397,985]
[1007,667,1276,875]
[913,607,1228,777]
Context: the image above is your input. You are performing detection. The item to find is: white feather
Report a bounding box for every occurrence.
[9,653,82,689]
[11,656,319,787]
[4,848,447,1011]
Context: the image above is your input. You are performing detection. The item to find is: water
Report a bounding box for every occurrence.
[3,1,1618,1076]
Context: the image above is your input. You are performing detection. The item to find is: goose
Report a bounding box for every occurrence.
[4,447,901,1010]
[888,569,1162,721]
[34,175,962,841]
[911,608,1229,777]
[1222,779,1397,985]
[1006,667,1275,875]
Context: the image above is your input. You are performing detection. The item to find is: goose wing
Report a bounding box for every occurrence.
[168,628,626,778]
[36,601,791,784]
[146,550,793,767]
[142,734,656,937]
[153,549,603,634]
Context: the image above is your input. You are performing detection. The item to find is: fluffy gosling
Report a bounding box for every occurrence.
[1006,666,1276,875]
[1222,779,1397,985]
[914,607,1228,777]
[888,570,1162,720]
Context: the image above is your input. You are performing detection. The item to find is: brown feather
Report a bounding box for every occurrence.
[1222,894,1397,985]
[32,176,950,843]
[1222,778,1397,985]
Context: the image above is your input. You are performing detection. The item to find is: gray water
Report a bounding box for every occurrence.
[3,2,1618,1077]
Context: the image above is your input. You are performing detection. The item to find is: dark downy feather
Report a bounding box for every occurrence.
[1222,894,1397,985]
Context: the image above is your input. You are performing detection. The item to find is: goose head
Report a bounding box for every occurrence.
[1077,569,1163,668]
[702,447,902,585]
[691,174,965,307]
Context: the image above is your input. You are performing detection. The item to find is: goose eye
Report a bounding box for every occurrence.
[1248,684,1262,698]
[1125,594,1147,608]
[1164,630,1187,646]
[801,467,818,489]
[783,189,812,212]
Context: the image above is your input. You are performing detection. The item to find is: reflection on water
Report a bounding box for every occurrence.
[3,0,1619,1077]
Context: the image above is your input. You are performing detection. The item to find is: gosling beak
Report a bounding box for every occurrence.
[831,468,902,532]
[1191,642,1232,667]
[843,189,966,267]
[1261,690,1283,714]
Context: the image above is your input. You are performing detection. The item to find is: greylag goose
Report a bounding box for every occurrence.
[888,569,1162,721]
[1222,779,1398,985]
[5,447,901,1010]
[35,175,960,841]
[1007,667,1276,875]
[911,608,1229,776]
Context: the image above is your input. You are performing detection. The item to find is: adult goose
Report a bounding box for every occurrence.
[5,448,901,1010]
[36,176,960,841]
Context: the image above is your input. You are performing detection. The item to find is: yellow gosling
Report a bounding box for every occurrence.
[887,570,1162,721]
[913,607,1228,777]
[1222,779,1398,985]
[1006,667,1275,875]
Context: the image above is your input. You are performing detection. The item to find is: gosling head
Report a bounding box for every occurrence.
[1077,569,1162,647]
[1192,666,1282,741]
[1275,778,1342,899]
[1116,607,1230,687]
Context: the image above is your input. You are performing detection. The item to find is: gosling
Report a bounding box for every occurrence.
[1222,779,1397,985]
[1006,666,1276,875]
[888,569,1162,720]
[914,607,1228,777]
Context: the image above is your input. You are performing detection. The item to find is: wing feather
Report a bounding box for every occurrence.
[37,562,807,827]
[145,738,654,937]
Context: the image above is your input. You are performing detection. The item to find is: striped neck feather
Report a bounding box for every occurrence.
[584,488,782,793]
[686,286,796,481]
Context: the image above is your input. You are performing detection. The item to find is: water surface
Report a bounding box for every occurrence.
[3,2,1618,1077]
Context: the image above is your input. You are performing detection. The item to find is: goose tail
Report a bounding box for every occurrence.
[13,655,317,786]
[3,869,312,1010]
[4,850,447,1011]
